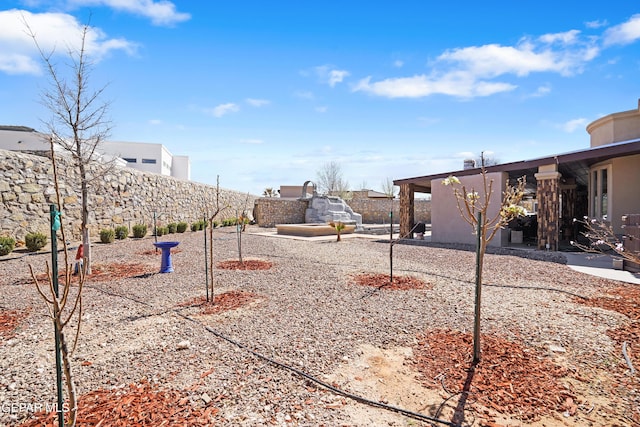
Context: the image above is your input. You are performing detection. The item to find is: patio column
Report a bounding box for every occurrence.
[399,183,415,238]
[535,165,561,251]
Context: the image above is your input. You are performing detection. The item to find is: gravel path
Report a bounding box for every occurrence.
[0,226,631,426]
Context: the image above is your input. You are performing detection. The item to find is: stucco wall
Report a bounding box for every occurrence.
[0,149,257,241]
[431,172,507,247]
[587,102,640,147]
[611,154,640,234]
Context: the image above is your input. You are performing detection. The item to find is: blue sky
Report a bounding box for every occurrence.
[2,1,640,196]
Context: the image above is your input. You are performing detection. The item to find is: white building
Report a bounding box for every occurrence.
[0,126,190,180]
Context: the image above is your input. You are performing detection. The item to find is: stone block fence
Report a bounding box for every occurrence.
[1,149,257,242]
[253,197,431,228]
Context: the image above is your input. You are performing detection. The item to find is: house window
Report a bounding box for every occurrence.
[141,158,157,164]
[123,157,137,163]
[590,165,610,220]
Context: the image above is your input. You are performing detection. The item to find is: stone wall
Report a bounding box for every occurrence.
[253,197,431,227]
[0,149,257,241]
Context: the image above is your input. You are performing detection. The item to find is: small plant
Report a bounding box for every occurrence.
[99,228,115,243]
[191,222,199,232]
[0,236,16,256]
[155,226,165,237]
[329,221,346,241]
[25,232,48,252]
[167,223,177,234]
[115,226,129,240]
[132,224,148,238]
[177,222,188,233]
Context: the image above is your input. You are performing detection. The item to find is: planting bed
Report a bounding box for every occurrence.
[0,226,638,426]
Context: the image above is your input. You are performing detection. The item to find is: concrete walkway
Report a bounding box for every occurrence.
[563,251,640,285]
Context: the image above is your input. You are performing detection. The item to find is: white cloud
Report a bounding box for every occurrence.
[603,14,640,46]
[529,84,552,98]
[393,59,404,68]
[245,98,270,107]
[68,0,191,26]
[0,9,137,75]
[239,138,263,144]
[354,28,599,99]
[585,19,607,29]
[206,103,239,118]
[148,119,162,125]
[313,65,350,87]
[560,118,588,133]
[293,90,314,100]
[353,73,516,98]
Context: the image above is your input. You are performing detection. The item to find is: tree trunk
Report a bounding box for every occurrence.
[473,215,485,364]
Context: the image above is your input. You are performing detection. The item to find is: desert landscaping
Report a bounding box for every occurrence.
[1,226,639,426]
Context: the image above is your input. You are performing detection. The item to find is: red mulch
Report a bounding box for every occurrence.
[216,260,273,270]
[89,263,156,281]
[413,329,571,422]
[21,381,218,426]
[179,291,261,315]
[0,308,29,341]
[351,273,430,290]
[573,286,640,345]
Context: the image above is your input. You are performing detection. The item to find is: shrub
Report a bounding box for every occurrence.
[132,224,147,238]
[100,229,115,243]
[0,236,16,256]
[177,222,188,233]
[155,226,165,237]
[167,223,177,234]
[115,226,129,240]
[191,222,199,232]
[25,232,48,252]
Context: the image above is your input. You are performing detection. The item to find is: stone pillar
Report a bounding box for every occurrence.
[535,165,561,251]
[399,183,415,238]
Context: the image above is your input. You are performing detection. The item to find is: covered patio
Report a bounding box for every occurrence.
[394,140,640,251]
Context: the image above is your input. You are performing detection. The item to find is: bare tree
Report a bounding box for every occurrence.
[29,137,86,426]
[381,177,397,198]
[207,176,229,301]
[443,154,526,363]
[262,187,278,197]
[316,161,350,197]
[26,20,113,275]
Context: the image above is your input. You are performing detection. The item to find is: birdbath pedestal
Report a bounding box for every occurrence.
[153,241,180,273]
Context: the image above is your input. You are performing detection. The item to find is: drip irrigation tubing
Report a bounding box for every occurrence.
[83,283,461,427]
[175,311,461,427]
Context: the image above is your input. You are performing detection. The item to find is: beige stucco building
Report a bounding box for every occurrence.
[395,100,640,251]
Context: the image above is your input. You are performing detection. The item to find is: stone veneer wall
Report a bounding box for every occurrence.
[253,197,431,227]
[1,149,258,241]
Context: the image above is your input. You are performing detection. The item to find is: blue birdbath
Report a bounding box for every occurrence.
[153,241,180,273]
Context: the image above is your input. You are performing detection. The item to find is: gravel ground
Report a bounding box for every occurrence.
[0,226,632,426]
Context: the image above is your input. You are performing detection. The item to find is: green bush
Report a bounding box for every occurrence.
[155,226,165,237]
[132,224,147,238]
[115,226,129,240]
[167,223,177,234]
[177,222,188,233]
[100,228,115,243]
[0,236,16,256]
[25,232,48,252]
[191,222,199,232]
